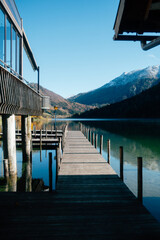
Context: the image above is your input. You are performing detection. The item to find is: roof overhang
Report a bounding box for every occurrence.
[23,30,38,71]
[114,0,160,50]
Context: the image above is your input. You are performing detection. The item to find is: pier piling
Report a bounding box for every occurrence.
[3,159,9,179]
[92,132,94,145]
[2,114,17,176]
[21,116,31,163]
[138,157,143,203]
[100,135,103,154]
[107,139,110,164]
[95,133,97,148]
[49,152,53,192]
[120,146,123,181]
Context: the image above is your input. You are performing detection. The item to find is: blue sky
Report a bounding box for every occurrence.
[15,0,160,98]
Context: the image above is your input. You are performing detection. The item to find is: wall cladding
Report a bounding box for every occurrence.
[0,66,42,115]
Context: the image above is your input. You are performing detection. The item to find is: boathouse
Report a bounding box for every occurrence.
[0,0,45,179]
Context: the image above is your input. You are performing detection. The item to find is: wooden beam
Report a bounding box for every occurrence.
[144,0,153,21]
[114,34,158,41]
[114,0,126,37]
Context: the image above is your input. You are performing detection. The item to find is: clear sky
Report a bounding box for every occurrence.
[15,0,160,98]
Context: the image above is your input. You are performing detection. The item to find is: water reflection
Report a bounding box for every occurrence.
[0,174,17,192]
[21,158,32,192]
[82,120,160,171]
[0,147,57,193]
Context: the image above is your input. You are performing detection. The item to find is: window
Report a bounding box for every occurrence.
[17,34,20,74]
[6,18,11,67]
[5,0,21,27]
[0,8,5,65]
[12,27,16,71]
[0,5,21,76]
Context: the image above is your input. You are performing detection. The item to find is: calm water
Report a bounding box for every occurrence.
[0,119,160,222]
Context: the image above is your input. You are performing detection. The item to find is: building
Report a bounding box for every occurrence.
[0,0,42,115]
[0,0,46,182]
[114,0,160,51]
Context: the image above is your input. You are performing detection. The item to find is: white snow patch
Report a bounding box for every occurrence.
[101,65,160,88]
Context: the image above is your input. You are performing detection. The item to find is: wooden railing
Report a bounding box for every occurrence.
[0,65,42,115]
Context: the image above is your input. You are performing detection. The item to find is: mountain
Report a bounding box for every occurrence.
[74,81,160,119]
[68,65,160,106]
[30,84,94,117]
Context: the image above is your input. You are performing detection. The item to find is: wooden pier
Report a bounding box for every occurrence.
[0,129,64,150]
[0,130,160,239]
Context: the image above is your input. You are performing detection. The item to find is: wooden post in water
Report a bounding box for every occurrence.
[2,114,17,176]
[120,146,123,181]
[92,132,94,145]
[3,159,9,179]
[22,116,32,163]
[45,128,48,158]
[87,129,89,141]
[89,130,91,142]
[49,152,52,192]
[55,128,57,138]
[46,128,47,138]
[8,174,17,192]
[107,139,110,164]
[40,129,42,146]
[21,116,32,192]
[100,135,103,155]
[138,157,143,203]
[62,126,66,152]
[64,124,67,138]
[59,138,62,164]
[33,125,36,137]
[95,134,97,148]
[56,145,60,183]
[61,135,64,154]
[84,127,86,137]
[79,123,82,132]
[40,129,42,162]
[63,126,66,139]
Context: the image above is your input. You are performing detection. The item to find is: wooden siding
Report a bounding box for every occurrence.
[0,66,42,115]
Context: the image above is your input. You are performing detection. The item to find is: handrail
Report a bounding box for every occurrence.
[0,59,42,97]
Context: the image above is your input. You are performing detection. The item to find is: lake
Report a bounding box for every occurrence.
[0,118,160,222]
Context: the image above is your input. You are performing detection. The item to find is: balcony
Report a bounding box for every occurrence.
[0,65,43,116]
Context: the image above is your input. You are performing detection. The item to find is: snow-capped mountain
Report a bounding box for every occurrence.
[68,65,160,106]
[102,65,160,88]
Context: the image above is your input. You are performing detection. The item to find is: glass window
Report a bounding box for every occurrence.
[5,0,21,27]
[0,8,5,65]
[6,18,11,67]
[12,28,16,71]
[17,34,20,74]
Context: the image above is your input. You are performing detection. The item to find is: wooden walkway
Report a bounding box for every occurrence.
[0,131,160,239]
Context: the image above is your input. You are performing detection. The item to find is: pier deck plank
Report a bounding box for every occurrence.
[0,131,160,239]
